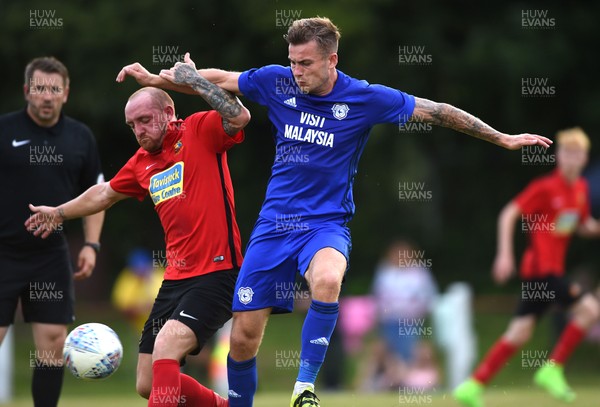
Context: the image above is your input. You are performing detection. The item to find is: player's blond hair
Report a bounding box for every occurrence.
[285,17,341,55]
[556,127,590,151]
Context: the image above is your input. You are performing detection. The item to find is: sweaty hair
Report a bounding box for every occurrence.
[128,87,175,111]
[24,56,69,88]
[556,127,590,151]
[285,17,341,55]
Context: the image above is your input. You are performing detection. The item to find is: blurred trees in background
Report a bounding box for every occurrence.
[1,0,598,297]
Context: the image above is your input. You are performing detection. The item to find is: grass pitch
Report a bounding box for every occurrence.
[6,304,600,406]
[4,387,600,407]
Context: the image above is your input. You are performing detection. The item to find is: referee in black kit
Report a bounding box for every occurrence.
[0,57,105,407]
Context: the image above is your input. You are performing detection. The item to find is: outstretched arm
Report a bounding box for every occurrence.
[195,68,241,95]
[116,62,197,94]
[116,55,242,95]
[412,97,552,150]
[492,202,521,285]
[160,53,250,136]
[25,182,128,239]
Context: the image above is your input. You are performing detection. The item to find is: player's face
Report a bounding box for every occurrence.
[124,95,173,153]
[289,40,338,96]
[24,71,69,127]
[557,145,588,176]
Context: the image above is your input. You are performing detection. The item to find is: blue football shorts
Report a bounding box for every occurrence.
[232,217,351,314]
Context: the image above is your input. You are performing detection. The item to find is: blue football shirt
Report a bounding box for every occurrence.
[239,64,415,226]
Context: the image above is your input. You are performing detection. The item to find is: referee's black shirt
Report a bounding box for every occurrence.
[0,109,103,253]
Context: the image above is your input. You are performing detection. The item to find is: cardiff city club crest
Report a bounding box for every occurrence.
[331,103,349,120]
[237,287,254,305]
[173,139,183,154]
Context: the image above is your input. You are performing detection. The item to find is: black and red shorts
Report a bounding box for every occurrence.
[515,275,583,318]
[139,268,238,356]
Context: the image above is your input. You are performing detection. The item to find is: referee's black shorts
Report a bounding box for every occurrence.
[0,248,75,326]
[515,275,583,319]
[139,267,238,356]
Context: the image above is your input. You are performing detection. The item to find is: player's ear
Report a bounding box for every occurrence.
[23,83,30,100]
[328,53,338,69]
[163,105,175,121]
[581,151,589,167]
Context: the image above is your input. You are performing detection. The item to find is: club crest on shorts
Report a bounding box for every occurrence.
[237,287,254,305]
[331,103,349,120]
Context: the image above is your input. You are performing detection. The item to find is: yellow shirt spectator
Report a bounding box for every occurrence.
[111,249,163,333]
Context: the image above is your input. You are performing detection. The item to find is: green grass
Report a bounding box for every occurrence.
[4,388,600,407]
[5,300,600,404]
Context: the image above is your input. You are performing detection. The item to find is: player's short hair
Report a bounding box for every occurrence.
[128,87,175,111]
[24,56,69,89]
[556,127,590,151]
[285,17,341,55]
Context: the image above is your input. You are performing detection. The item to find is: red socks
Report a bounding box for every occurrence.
[473,338,518,384]
[472,322,586,386]
[148,359,227,407]
[149,359,180,407]
[180,373,228,406]
[550,322,585,365]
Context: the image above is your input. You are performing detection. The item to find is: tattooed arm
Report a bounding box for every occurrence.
[412,97,552,150]
[163,55,250,136]
[116,53,242,96]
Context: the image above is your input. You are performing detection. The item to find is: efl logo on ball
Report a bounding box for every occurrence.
[63,323,123,380]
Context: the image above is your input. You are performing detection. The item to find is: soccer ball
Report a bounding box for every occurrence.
[63,323,123,380]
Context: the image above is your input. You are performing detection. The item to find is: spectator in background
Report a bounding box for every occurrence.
[373,240,438,364]
[112,248,163,334]
[362,239,438,390]
[402,341,440,391]
[431,282,476,390]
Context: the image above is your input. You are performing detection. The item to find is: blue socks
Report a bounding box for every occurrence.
[227,355,257,407]
[297,299,339,384]
[227,300,339,404]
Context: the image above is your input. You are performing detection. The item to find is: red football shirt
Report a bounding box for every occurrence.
[110,111,244,280]
[514,169,590,279]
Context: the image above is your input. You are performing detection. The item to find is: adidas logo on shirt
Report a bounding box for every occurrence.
[309,337,330,346]
[284,97,297,108]
[228,390,242,398]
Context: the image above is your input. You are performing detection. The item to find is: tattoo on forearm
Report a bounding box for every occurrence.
[58,207,66,221]
[415,98,501,145]
[173,64,242,135]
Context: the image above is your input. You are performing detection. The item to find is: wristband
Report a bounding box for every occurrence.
[84,242,101,254]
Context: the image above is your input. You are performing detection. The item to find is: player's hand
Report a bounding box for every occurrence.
[159,52,198,85]
[116,62,157,85]
[498,133,553,150]
[74,245,96,280]
[492,252,515,285]
[25,204,63,239]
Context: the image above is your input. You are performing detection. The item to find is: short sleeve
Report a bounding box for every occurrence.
[514,179,546,214]
[367,84,415,126]
[187,111,244,154]
[109,156,146,201]
[78,125,104,193]
[239,65,287,106]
